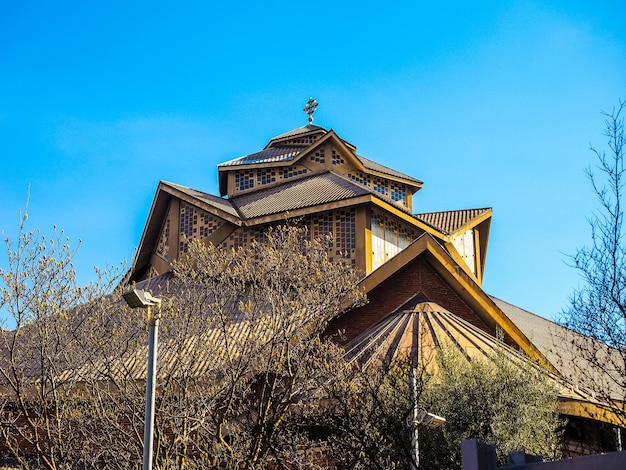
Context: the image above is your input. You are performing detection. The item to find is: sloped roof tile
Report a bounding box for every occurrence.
[163,182,240,218]
[218,146,303,167]
[357,155,423,185]
[414,208,491,236]
[491,296,626,400]
[269,124,326,140]
[231,172,371,220]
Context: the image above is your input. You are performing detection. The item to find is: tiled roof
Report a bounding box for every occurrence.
[218,146,303,167]
[414,208,491,236]
[72,276,275,381]
[357,155,423,185]
[164,182,240,218]
[231,172,371,220]
[269,124,326,141]
[491,296,626,401]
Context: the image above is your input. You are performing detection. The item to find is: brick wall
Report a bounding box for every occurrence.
[329,256,491,344]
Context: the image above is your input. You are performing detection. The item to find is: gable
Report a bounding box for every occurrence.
[217,129,423,211]
[328,256,491,345]
[131,181,241,281]
[415,208,492,284]
[344,233,547,366]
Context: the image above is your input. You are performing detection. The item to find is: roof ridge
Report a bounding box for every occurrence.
[269,124,327,141]
[415,207,492,216]
[414,207,492,236]
[356,154,423,185]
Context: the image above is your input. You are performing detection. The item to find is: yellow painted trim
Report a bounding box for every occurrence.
[355,206,372,275]
[443,240,482,287]
[424,239,550,368]
[370,198,448,241]
[473,228,483,283]
[446,209,493,238]
[558,398,624,426]
[358,233,553,370]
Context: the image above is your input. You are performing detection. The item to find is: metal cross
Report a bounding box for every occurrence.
[303,97,318,124]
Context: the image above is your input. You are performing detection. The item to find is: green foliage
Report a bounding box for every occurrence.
[320,343,561,470]
[425,346,562,468]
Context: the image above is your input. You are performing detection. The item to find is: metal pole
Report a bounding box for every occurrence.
[143,306,159,470]
[410,365,419,470]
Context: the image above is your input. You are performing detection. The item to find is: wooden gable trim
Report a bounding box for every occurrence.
[131,182,242,281]
[358,233,553,370]
[159,182,242,225]
[446,209,493,238]
[370,198,448,241]
[444,209,492,285]
[131,183,174,281]
[443,240,482,287]
[285,129,362,173]
[558,398,624,426]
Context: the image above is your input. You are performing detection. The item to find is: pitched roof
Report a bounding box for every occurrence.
[218,146,303,167]
[230,171,372,220]
[357,154,423,185]
[491,296,626,402]
[217,126,422,189]
[269,124,326,141]
[414,208,491,236]
[163,181,240,218]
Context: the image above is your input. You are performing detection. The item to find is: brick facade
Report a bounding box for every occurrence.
[328,256,491,344]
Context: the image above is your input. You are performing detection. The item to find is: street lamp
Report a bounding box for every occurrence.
[413,410,446,428]
[122,288,162,470]
[411,408,446,469]
[410,366,446,470]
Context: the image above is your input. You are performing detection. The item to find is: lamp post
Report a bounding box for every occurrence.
[122,288,162,470]
[410,366,445,469]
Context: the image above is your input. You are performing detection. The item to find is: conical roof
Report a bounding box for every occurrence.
[342,300,601,408]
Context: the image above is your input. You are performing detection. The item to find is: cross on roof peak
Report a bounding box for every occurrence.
[303,97,318,124]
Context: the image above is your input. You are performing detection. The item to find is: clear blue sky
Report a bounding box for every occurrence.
[1,1,625,321]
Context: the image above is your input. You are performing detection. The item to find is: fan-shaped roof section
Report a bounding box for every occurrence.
[344,301,522,367]
[414,208,491,236]
[343,300,610,421]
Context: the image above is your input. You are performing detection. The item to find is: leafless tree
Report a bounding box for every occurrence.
[0,202,125,469]
[560,99,626,425]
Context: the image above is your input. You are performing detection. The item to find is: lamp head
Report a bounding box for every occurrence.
[122,288,162,309]
[414,411,446,428]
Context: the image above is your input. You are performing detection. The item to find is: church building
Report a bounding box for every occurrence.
[129,99,624,456]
